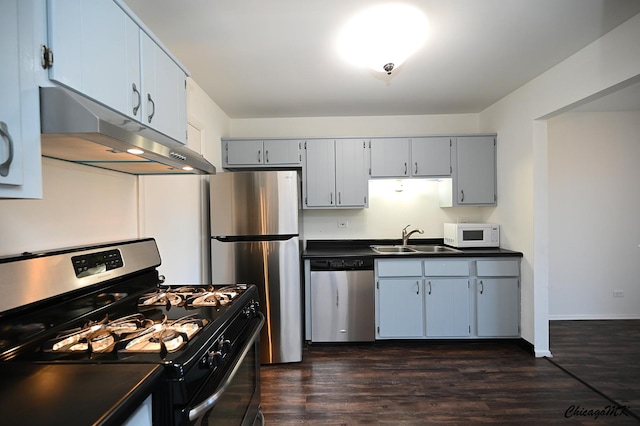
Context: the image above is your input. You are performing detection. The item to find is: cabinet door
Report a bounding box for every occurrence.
[47,0,140,120]
[263,140,301,165]
[377,279,424,338]
[0,1,23,187]
[425,279,470,337]
[140,31,187,143]
[477,278,520,337]
[225,140,264,165]
[304,139,336,207]
[335,139,368,207]
[1,0,43,198]
[370,138,410,177]
[456,136,496,205]
[411,137,452,177]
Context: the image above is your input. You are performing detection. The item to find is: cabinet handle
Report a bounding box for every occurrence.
[265,150,269,163]
[336,290,339,307]
[330,192,333,205]
[0,121,15,177]
[414,162,418,175]
[338,192,341,205]
[132,84,141,116]
[258,150,262,163]
[427,281,432,295]
[479,280,484,294]
[460,189,465,202]
[404,162,408,175]
[416,281,420,295]
[147,94,155,123]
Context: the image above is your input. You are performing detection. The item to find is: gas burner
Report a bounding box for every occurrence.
[45,314,207,354]
[188,285,245,307]
[138,285,247,308]
[138,287,201,307]
[120,315,207,353]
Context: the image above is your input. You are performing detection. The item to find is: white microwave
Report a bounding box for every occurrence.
[444,223,500,248]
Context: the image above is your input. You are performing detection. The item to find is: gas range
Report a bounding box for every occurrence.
[0,239,264,426]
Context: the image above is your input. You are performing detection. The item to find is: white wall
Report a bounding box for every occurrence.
[0,158,138,256]
[230,113,485,239]
[480,13,640,355]
[138,79,231,284]
[548,111,640,319]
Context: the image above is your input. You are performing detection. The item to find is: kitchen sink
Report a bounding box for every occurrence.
[407,245,461,253]
[371,245,461,254]
[371,246,417,254]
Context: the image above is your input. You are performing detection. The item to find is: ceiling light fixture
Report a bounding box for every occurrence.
[337,3,428,75]
[127,148,144,155]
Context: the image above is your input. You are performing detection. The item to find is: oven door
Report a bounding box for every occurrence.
[186,313,264,426]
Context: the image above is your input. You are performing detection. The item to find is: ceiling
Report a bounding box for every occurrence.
[122,0,640,119]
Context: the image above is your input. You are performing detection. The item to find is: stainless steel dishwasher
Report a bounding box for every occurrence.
[309,257,375,342]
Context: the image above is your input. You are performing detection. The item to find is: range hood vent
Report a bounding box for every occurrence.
[40,87,216,175]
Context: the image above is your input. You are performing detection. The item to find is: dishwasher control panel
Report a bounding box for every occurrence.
[309,258,374,271]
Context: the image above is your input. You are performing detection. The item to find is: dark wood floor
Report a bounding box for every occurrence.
[260,322,640,425]
[549,320,640,419]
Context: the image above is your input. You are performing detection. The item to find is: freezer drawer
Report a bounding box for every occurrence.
[212,237,302,364]
[310,270,375,342]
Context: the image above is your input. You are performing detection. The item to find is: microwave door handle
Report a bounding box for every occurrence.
[188,313,265,422]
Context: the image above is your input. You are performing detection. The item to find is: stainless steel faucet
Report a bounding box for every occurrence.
[402,225,424,245]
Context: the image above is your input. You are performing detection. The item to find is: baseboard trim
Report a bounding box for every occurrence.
[549,314,640,320]
[517,338,535,355]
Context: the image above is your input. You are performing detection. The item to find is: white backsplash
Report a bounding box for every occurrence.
[301,179,488,240]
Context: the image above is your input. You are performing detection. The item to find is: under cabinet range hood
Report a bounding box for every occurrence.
[39,87,216,175]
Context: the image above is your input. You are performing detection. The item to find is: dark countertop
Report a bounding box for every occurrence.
[0,363,163,426]
[302,239,523,259]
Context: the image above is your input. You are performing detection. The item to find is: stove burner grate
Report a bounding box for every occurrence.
[45,314,208,354]
[138,284,247,308]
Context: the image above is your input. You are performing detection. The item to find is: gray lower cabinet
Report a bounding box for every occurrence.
[476,260,520,337]
[377,278,424,338]
[425,278,470,337]
[375,257,520,340]
[424,259,470,337]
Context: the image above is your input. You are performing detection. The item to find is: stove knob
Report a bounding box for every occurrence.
[214,336,232,354]
[206,350,223,368]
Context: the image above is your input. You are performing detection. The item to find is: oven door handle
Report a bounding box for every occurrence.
[188,313,265,422]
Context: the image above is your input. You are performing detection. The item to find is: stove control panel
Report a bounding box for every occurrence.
[72,249,124,278]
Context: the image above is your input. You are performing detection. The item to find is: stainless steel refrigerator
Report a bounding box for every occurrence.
[210,170,302,364]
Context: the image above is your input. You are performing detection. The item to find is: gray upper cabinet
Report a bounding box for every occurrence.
[370,137,452,178]
[303,139,336,207]
[46,0,188,143]
[47,0,139,120]
[334,139,369,208]
[410,137,452,177]
[223,139,302,168]
[440,135,497,207]
[303,139,368,209]
[1,0,44,199]
[369,138,410,177]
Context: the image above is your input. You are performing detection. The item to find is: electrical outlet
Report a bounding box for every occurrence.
[613,290,624,298]
[338,220,349,228]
